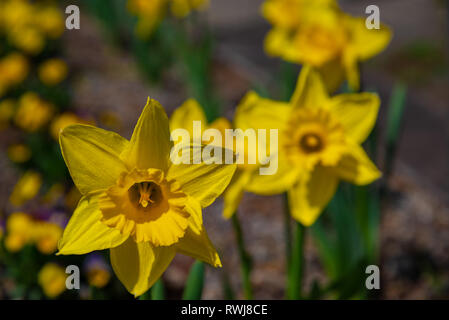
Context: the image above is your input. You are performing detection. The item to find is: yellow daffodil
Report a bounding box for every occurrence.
[7,144,31,163]
[263,0,392,92]
[38,263,67,299]
[9,171,42,206]
[14,92,54,132]
[168,100,249,218]
[39,58,68,86]
[233,66,381,226]
[57,98,236,296]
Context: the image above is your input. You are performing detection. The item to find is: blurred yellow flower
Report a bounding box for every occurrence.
[7,144,31,163]
[50,112,92,140]
[39,59,68,86]
[14,92,53,132]
[128,0,208,38]
[8,26,45,54]
[0,53,29,92]
[4,212,34,252]
[36,6,64,39]
[0,99,15,129]
[38,263,67,299]
[233,66,381,226]
[9,171,42,206]
[263,0,392,92]
[34,222,63,254]
[57,98,236,296]
[87,260,111,288]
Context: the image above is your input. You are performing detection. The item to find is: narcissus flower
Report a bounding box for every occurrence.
[263,0,392,92]
[234,66,381,226]
[57,98,236,296]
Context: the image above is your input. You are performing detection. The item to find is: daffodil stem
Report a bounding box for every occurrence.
[287,221,305,300]
[283,193,292,266]
[231,213,253,300]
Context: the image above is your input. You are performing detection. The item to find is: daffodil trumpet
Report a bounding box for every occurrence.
[57,98,236,297]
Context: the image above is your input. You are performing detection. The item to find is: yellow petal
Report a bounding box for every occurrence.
[235,91,291,131]
[175,197,221,267]
[169,98,207,137]
[245,153,300,195]
[342,49,360,92]
[167,144,237,208]
[288,166,339,226]
[332,143,381,185]
[290,65,329,110]
[110,239,176,297]
[59,124,129,195]
[346,16,392,61]
[317,58,346,94]
[328,93,380,144]
[121,98,173,172]
[57,194,128,255]
[222,170,252,219]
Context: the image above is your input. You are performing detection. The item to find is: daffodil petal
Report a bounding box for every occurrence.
[167,145,237,208]
[332,143,381,185]
[59,124,129,195]
[57,194,128,255]
[245,153,299,195]
[328,93,380,144]
[222,170,253,219]
[110,239,176,297]
[346,16,392,61]
[290,65,329,110]
[175,197,221,267]
[169,98,207,137]
[121,98,173,172]
[288,166,338,226]
[235,91,291,131]
[318,58,346,94]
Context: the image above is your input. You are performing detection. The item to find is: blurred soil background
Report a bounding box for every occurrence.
[1,0,448,299]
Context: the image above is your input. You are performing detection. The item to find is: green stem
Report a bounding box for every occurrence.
[283,193,292,267]
[231,213,253,300]
[287,221,306,300]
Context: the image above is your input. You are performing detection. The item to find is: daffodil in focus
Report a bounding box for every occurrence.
[39,59,68,86]
[9,171,42,206]
[234,66,381,226]
[262,0,392,92]
[57,98,236,296]
[38,263,67,299]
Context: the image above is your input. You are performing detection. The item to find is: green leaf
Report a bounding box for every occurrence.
[151,279,165,300]
[183,260,205,300]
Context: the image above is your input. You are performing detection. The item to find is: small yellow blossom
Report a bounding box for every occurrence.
[9,171,42,206]
[0,53,29,92]
[39,59,68,86]
[7,144,31,163]
[263,0,392,92]
[38,263,67,299]
[36,6,65,39]
[4,212,34,252]
[86,258,111,288]
[232,66,381,226]
[8,27,45,55]
[57,98,236,296]
[14,92,53,132]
